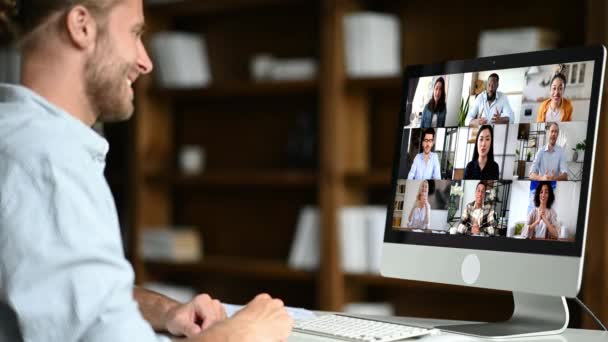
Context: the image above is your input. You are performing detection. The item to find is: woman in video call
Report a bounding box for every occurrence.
[524,181,560,239]
[402,180,431,229]
[421,77,447,128]
[464,125,499,180]
[537,73,573,122]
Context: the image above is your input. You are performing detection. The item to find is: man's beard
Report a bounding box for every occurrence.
[84,38,135,123]
[486,92,496,102]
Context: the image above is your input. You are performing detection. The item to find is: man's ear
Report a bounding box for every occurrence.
[64,5,98,49]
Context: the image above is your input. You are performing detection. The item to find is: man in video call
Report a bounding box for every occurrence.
[529,122,569,181]
[466,73,513,126]
[407,128,442,180]
[455,182,497,236]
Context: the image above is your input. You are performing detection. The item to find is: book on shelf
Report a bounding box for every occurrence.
[140,226,202,262]
[343,12,401,78]
[149,31,211,88]
[477,27,558,58]
[288,206,388,274]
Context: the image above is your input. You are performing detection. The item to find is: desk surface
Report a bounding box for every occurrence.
[289,316,608,341]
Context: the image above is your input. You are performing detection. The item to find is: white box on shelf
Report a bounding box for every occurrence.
[343,12,401,78]
[477,27,558,58]
[149,31,211,88]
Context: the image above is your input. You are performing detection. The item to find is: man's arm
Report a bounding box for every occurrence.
[432,154,441,179]
[529,150,542,179]
[133,287,180,333]
[407,156,418,179]
[465,96,481,126]
[0,154,164,342]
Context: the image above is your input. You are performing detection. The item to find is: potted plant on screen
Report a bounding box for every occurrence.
[572,140,586,162]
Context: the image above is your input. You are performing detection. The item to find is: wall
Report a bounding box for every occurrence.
[445,73,464,126]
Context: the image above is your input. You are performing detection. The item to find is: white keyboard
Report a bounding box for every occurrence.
[294,314,432,342]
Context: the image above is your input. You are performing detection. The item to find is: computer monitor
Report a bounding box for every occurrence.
[381,46,606,338]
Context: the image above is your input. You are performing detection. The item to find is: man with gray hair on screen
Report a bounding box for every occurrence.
[0,0,292,341]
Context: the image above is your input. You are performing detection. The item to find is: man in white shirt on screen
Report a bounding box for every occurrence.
[407,128,442,180]
[466,73,513,126]
[0,0,291,341]
[529,122,569,181]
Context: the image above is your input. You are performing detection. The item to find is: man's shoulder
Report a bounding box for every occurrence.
[0,106,82,163]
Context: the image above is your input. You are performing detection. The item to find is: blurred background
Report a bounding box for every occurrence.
[2,0,607,330]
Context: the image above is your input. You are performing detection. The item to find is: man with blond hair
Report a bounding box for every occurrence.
[0,0,292,341]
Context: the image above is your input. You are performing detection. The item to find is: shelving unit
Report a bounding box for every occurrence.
[123,0,608,328]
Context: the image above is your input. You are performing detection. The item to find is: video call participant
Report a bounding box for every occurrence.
[402,180,431,229]
[421,77,447,128]
[455,182,497,236]
[537,73,573,122]
[529,122,568,181]
[523,181,560,239]
[407,128,442,180]
[464,125,499,180]
[466,73,513,126]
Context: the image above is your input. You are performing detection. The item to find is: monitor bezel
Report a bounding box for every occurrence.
[385,45,606,257]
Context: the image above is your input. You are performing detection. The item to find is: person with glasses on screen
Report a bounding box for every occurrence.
[466,73,513,126]
[421,77,447,128]
[402,180,431,229]
[407,128,442,180]
[529,122,569,181]
[523,182,560,240]
[464,125,500,180]
[537,73,573,122]
[455,182,497,236]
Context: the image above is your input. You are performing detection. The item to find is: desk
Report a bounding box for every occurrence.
[289,315,608,341]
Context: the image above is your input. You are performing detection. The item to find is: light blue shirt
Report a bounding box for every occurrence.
[465,91,513,125]
[530,144,568,177]
[407,152,441,180]
[0,84,169,342]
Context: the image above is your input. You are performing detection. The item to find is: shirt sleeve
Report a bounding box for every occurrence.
[500,94,514,123]
[0,155,165,342]
[432,154,441,179]
[407,156,417,180]
[465,96,481,126]
[530,150,542,175]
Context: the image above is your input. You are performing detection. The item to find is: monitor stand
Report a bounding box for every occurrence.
[435,292,568,339]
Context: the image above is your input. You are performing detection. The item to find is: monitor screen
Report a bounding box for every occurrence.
[385,47,605,257]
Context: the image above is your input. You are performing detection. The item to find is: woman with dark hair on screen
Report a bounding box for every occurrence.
[525,182,560,239]
[537,73,573,122]
[464,125,499,180]
[421,77,447,128]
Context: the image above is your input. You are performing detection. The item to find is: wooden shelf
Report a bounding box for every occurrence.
[145,256,314,281]
[346,77,402,92]
[149,170,318,188]
[146,0,310,17]
[344,169,392,187]
[152,80,318,100]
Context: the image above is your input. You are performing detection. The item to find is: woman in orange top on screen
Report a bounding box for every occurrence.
[537,73,573,122]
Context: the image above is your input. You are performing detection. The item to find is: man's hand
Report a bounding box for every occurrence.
[165,294,227,338]
[470,117,488,126]
[471,222,480,235]
[183,294,293,342]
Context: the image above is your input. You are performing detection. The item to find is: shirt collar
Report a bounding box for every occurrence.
[0,84,109,160]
